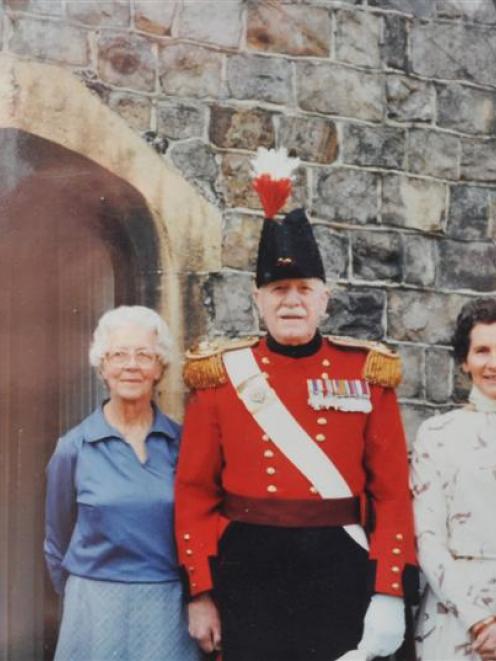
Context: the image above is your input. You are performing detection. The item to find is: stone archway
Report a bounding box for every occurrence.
[0,54,221,661]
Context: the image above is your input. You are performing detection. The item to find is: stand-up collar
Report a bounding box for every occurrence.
[266,331,322,358]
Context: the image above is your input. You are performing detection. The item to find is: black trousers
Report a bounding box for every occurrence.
[213,523,370,661]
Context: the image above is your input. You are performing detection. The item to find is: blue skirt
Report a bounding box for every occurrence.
[55,575,203,661]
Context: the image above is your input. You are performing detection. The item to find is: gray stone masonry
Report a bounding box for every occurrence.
[5,0,496,431]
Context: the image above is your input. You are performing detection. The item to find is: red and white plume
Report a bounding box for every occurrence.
[251,147,300,219]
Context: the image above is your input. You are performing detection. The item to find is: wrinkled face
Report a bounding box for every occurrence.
[462,322,496,400]
[254,278,329,346]
[100,323,163,403]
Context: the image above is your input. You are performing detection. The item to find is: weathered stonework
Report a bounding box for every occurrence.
[426,347,452,404]
[438,240,496,292]
[411,22,496,87]
[407,129,459,180]
[381,15,407,70]
[226,55,293,105]
[134,0,177,36]
[108,92,151,131]
[368,0,435,17]
[222,212,263,272]
[447,185,492,241]
[335,9,381,68]
[156,102,205,141]
[388,290,469,344]
[209,272,257,335]
[461,139,496,182]
[169,139,219,204]
[437,83,496,136]
[351,230,402,283]
[209,106,275,151]
[5,0,63,15]
[434,0,496,24]
[296,62,383,122]
[313,168,378,225]
[312,225,349,280]
[159,44,223,99]
[386,75,434,123]
[453,366,471,404]
[278,115,338,164]
[342,124,405,170]
[400,405,440,448]
[9,17,89,66]
[178,0,243,49]
[323,287,386,340]
[397,344,424,400]
[402,235,437,288]
[247,3,331,57]
[97,32,155,92]
[382,175,446,232]
[66,1,130,27]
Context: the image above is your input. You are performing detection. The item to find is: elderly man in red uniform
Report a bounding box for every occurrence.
[175,149,417,661]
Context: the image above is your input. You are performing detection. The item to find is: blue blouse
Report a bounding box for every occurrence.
[44,404,182,595]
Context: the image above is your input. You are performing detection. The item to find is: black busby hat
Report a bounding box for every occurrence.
[251,148,326,288]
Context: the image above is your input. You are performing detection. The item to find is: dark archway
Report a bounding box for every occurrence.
[0,129,160,660]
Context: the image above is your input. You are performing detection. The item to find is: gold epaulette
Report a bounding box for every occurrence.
[183,337,260,390]
[326,335,402,388]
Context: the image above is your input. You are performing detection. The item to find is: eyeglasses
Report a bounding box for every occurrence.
[105,350,158,368]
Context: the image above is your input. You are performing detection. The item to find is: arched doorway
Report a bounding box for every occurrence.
[0,128,160,660]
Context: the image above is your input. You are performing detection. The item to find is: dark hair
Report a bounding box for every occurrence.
[452,297,496,363]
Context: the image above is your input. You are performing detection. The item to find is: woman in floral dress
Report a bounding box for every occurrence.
[412,298,496,661]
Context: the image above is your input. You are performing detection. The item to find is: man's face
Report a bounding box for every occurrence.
[253,278,329,346]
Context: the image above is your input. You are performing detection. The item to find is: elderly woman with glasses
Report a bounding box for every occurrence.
[44,306,202,661]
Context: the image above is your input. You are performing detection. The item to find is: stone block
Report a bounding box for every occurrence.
[66,1,130,27]
[322,287,386,340]
[178,0,243,49]
[437,83,496,135]
[169,139,219,204]
[9,17,89,66]
[221,153,307,212]
[247,3,331,56]
[134,0,177,36]
[407,129,459,180]
[97,32,155,92]
[351,230,402,283]
[179,273,211,346]
[312,225,349,280]
[222,212,263,272]
[342,124,405,170]
[296,62,383,122]
[278,116,338,164]
[396,344,424,400]
[156,102,205,140]
[447,186,492,240]
[107,92,151,131]
[335,9,381,68]
[159,44,223,99]
[381,14,407,70]
[226,55,293,105]
[402,235,437,287]
[434,0,496,24]
[5,0,63,14]
[426,348,453,404]
[382,175,446,232]
[437,240,496,292]
[453,365,471,404]
[313,168,378,225]
[209,272,257,335]
[386,75,434,123]
[388,289,470,344]
[461,139,496,183]
[368,0,435,16]
[209,106,274,151]
[411,22,496,87]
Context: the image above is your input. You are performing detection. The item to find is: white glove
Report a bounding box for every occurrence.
[356,594,405,658]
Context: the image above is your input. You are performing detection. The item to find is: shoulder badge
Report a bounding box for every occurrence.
[183,337,259,390]
[326,335,402,388]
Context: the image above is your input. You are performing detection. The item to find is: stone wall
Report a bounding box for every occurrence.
[2,0,496,441]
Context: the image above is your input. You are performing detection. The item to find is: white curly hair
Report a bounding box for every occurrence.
[89,305,173,369]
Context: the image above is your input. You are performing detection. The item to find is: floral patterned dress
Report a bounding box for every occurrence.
[411,401,496,660]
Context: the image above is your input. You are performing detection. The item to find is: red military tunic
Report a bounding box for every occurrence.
[175,336,417,600]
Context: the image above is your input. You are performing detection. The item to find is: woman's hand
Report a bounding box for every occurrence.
[472,621,496,660]
[187,592,222,654]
